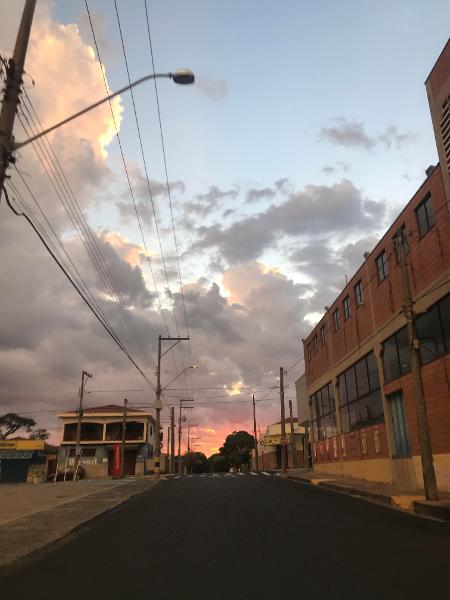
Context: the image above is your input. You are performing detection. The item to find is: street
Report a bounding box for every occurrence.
[1,474,450,600]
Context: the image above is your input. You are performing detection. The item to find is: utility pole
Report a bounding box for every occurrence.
[120,398,128,478]
[0,0,37,195]
[166,425,170,457]
[170,406,175,474]
[280,367,287,473]
[252,394,259,472]
[289,399,297,469]
[396,234,438,500]
[178,400,183,473]
[154,335,162,477]
[74,370,92,480]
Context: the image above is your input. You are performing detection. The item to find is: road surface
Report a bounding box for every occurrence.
[1,472,449,599]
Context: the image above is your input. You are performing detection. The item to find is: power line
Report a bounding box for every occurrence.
[2,185,156,390]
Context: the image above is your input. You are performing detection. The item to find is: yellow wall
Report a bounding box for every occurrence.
[314,458,391,484]
[0,439,44,450]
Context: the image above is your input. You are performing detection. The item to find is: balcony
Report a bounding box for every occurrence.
[105,421,144,442]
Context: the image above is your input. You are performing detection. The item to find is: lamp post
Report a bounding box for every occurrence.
[13,69,195,151]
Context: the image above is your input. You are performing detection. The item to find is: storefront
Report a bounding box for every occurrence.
[0,439,50,483]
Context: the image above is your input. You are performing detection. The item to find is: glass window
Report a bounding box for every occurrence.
[340,405,350,434]
[376,251,389,282]
[343,296,350,320]
[354,280,364,307]
[382,327,411,383]
[415,194,435,237]
[320,325,326,346]
[307,344,312,359]
[355,357,370,397]
[366,352,380,390]
[416,304,446,365]
[439,294,450,352]
[313,334,318,353]
[345,368,358,403]
[333,309,340,331]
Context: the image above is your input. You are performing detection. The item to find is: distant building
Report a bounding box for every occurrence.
[0,439,57,483]
[301,40,450,492]
[259,419,305,470]
[57,404,156,478]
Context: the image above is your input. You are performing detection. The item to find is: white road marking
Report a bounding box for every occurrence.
[250,472,258,476]
[262,472,271,476]
[237,472,245,476]
[174,476,181,479]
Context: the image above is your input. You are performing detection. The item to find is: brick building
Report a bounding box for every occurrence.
[301,39,450,493]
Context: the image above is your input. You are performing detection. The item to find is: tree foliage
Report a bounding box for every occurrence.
[184,451,208,473]
[208,453,229,473]
[29,428,50,440]
[219,430,255,468]
[0,413,36,439]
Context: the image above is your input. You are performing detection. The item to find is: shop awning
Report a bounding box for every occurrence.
[0,450,34,460]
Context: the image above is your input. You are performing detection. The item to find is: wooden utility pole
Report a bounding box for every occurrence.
[280,367,287,473]
[170,406,175,474]
[74,370,92,480]
[120,398,128,478]
[289,400,297,469]
[166,426,170,457]
[0,0,36,195]
[154,335,162,477]
[252,394,259,472]
[178,400,183,474]
[396,234,438,500]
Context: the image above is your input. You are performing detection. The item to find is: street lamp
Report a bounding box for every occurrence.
[162,365,197,391]
[13,69,195,150]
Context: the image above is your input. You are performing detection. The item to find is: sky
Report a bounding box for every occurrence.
[1,0,449,456]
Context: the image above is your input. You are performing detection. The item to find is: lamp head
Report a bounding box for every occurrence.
[172,69,195,85]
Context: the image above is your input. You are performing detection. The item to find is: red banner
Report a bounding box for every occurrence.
[113,443,121,477]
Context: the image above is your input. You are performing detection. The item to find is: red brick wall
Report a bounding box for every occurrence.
[427,39,450,97]
[313,424,389,465]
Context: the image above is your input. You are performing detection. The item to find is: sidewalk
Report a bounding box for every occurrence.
[0,477,159,569]
[286,468,450,520]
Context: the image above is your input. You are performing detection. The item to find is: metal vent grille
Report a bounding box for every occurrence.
[442,96,450,172]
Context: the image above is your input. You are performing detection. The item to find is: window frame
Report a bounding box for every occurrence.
[415,193,435,238]
[375,250,389,283]
[343,295,350,320]
[354,279,364,307]
[320,325,326,347]
[333,309,340,332]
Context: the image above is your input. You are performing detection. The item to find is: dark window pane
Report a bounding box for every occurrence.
[366,352,380,390]
[397,327,411,375]
[322,386,331,414]
[328,383,336,410]
[439,294,450,352]
[416,303,446,364]
[338,375,347,406]
[348,401,362,431]
[426,197,435,229]
[345,368,358,403]
[340,405,350,433]
[416,203,428,236]
[382,335,400,382]
[355,357,370,397]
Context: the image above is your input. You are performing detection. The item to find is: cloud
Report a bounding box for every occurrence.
[320,117,416,151]
[183,186,238,217]
[195,75,228,100]
[322,161,351,174]
[192,179,385,264]
[246,187,276,204]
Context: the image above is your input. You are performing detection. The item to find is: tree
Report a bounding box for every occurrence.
[208,453,229,473]
[184,451,208,473]
[0,413,36,439]
[29,428,50,441]
[219,430,255,469]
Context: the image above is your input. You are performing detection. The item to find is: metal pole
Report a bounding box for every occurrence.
[74,370,91,480]
[280,367,287,473]
[289,399,297,469]
[178,400,182,474]
[252,394,259,472]
[0,0,36,194]
[154,335,162,478]
[120,398,128,478]
[396,235,438,500]
[170,406,175,474]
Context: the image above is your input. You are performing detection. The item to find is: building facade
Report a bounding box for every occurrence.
[0,439,57,483]
[302,40,450,492]
[57,405,156,478]
[259,419,305,470]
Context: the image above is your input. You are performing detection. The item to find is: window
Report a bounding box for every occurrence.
[310,383,337,441]
[382,326,411,383]
[388,391,411,457]
[375,250,389,282]
[354,280,364,307]
[333,309,340,332]
[320,325,326,346]
[68,448,96,457]
[393,224,410,262]
[415,194,435,237]
[307,344,312,359]
[338,352,384,433]
[416,294,450,365]
[313,334,318,353]
[343,296,350,320]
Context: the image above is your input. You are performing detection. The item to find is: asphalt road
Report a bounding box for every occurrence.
[1,472,450,600]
